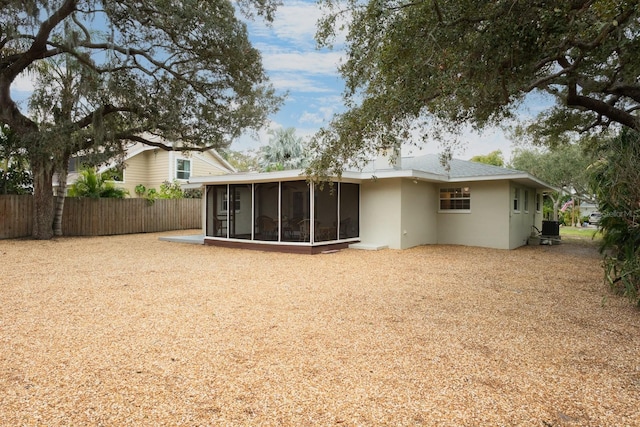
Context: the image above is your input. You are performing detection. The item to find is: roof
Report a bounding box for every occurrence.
[189,153,556,191]
[123,136,236,174]
[399,154,524,178]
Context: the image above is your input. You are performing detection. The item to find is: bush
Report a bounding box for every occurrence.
[138,180,194,204]
[590,129,640,306]
[68,168,128,198]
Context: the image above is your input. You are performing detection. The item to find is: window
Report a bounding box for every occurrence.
[440,187,470,210]
[176,159,191,180]
[221,189,241,212]
[513,188,521,212]
[536,193,541,212]
[524,190,529,212]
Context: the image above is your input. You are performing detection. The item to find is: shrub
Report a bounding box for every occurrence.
[590,129,640,306]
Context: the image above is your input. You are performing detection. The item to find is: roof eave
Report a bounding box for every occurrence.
[448,173,558,191]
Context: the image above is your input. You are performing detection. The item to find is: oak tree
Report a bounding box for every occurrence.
[310,0,640,176]
[0,0,281,239]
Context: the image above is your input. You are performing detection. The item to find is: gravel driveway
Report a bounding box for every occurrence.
[1,231,638,426]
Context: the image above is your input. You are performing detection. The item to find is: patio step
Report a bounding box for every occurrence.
[349,242,388,251]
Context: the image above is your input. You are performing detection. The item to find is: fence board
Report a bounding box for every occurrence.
[0,195,32,238]
[0,195,201,239]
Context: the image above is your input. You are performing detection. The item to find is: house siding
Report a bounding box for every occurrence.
[147,150,172,187]
[437,180,510,249]
[509,183,539,249]
[119,152,149,196]
[359,179,402,249]
[400,179,437,249]
[190,153,230,177]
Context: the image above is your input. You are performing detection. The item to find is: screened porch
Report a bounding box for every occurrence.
[205,180,359,250]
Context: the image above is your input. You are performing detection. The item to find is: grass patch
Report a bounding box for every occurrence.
[560,226,602,241]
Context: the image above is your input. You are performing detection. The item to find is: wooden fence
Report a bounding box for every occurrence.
[0,195,201,239]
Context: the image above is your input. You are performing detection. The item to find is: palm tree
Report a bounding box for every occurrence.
[67,168,128,198]
[259,127,309,171]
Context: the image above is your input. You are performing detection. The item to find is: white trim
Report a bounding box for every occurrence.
[278,181,282,242]
[310,182,315,244]
[513,187,521,213]
[251,183,255,241]
[168,151,175,181]
[175,157,192,181]
[189,168,556,192]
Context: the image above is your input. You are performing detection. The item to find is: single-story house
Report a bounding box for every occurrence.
[55,136,235,196]
[188,154,556,254]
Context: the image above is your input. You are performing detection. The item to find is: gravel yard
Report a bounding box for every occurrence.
[1,231,638,426]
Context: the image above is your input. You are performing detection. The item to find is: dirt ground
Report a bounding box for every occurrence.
[1,231,638,426]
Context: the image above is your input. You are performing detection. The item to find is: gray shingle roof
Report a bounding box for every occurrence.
[401,154,523,178]
[359,154,524,178]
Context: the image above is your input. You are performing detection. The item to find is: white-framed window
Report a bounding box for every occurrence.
[536,193,542,212]
[513,188,521,212]
[221,190,241,213]
[439,187,470,210]
[176,159,191,180]
[524,190,529,212]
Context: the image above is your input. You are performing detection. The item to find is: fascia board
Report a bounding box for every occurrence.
[189,169,307,184]
[358,169,448,182]
[448,173,559,192]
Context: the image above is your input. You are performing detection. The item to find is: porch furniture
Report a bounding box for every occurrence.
[256,215,278,239]
[298,219,313,241]
[317,226,337,241]
[213,217,226,236]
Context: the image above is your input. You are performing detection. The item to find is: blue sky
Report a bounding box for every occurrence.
[237,0,534,162]
[9,1,538,162]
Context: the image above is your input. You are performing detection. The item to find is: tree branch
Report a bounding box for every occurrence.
[74,104,137,130]
[566,81,640,131]
[6,0,77,80]
[116,133,218,152]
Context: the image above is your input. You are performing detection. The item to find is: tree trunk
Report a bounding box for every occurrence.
[31,155,55,240]
[549,193,560,221]
[53,165,68,236]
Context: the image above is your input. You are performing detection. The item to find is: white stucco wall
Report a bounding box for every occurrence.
[359,179,402,249]
[360,178,438,250]
[361,179,533,250]
[436,180,511,249]
[400,179,437,249]
[509,184,539,249]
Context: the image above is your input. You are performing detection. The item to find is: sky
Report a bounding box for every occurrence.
[8,0,542,163]
[236,0,528,162]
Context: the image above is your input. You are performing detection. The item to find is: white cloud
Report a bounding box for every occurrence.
[261,50,343,76]
[299,111,324,125]
[299,106,337,125]
[249,1,324,48]
[231,120,282,152]
[271,2,323,45]
[10,72,36,93]
[401,124,516,162]
[269,73,334,93]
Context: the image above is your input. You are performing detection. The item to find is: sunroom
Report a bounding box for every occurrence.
[202,174,360,254]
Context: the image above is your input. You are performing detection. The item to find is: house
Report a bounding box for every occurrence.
[189,154,556,254]
[56,136,235,196]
